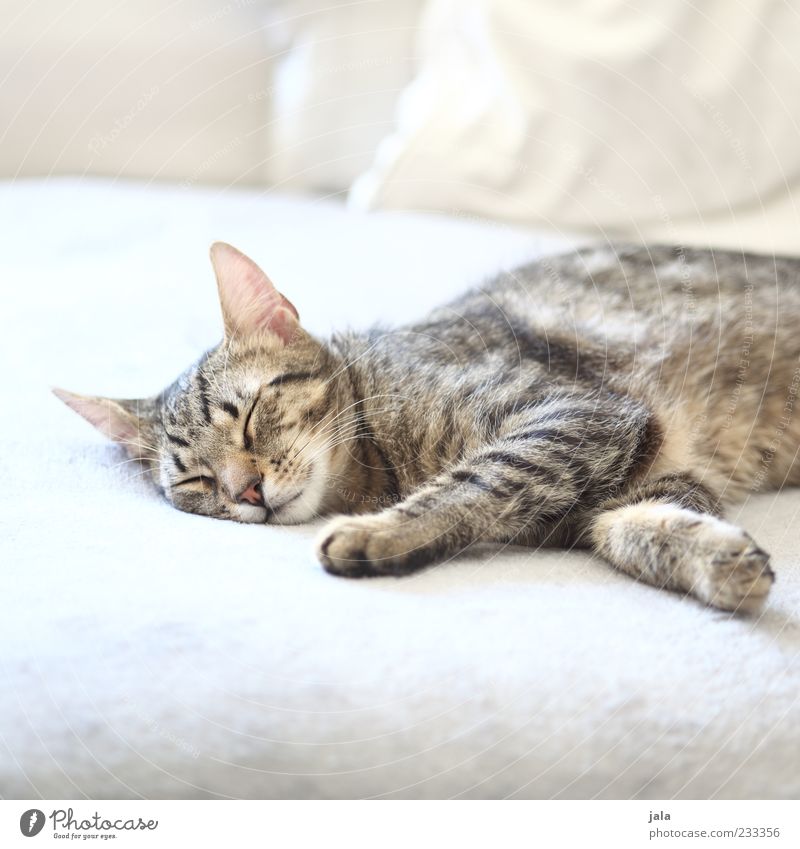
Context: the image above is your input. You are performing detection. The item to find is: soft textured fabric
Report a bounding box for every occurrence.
[350,0,800,254]
[1,179,798,799]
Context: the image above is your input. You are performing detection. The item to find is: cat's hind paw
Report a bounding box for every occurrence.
[316,513,436,578]
[691,522,775,614]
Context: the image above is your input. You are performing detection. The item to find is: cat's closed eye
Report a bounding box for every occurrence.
[242,401,258,449]
[176,475,216,489]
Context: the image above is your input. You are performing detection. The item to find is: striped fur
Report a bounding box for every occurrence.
[58,243,800,613]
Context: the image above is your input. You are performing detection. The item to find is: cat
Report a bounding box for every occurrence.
[55,240,799,613]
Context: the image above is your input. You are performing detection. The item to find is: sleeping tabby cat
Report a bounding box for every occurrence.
[56,241,798,613]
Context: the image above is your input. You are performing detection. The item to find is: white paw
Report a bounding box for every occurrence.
[683,516,774,614]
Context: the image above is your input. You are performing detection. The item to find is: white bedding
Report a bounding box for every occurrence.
[0,179,798,799]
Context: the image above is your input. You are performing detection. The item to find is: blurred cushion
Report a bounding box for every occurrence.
[350,0,800,252]
[263,0,425,193]
[0,0,274,186]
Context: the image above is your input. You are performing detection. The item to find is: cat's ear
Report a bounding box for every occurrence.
[210,242,300,344]
[53,389,154,458]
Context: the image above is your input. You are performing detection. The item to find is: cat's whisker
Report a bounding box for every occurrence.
[297,432,370,465]
[296,433,363,462]
[290,417,367,457]
[296,410,400,456]
[119,465,159,483]
[118,442,159,456]
[304,395,408,443]
[280,392,412,469]
[108,457,154,472]
[303,435,361,462]
[293,406,400,457]
[311,392,408,434]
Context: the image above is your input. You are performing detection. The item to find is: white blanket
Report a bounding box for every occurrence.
[1,180,798,799]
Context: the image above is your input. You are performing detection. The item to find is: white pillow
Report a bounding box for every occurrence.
[350,0,800,251]
[264,0,425,193]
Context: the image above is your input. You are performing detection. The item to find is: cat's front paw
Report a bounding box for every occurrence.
[316,513,436,578]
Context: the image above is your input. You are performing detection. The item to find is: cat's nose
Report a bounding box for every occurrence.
[237,479,263,506]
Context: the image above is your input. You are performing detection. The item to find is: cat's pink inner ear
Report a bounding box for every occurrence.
[53,389,142,446]
[210,242,300,344]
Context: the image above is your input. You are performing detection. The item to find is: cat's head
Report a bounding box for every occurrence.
[54,243,352,524]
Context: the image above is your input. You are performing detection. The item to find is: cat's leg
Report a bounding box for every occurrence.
[317,392,656,578]
[588,473,774,613]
